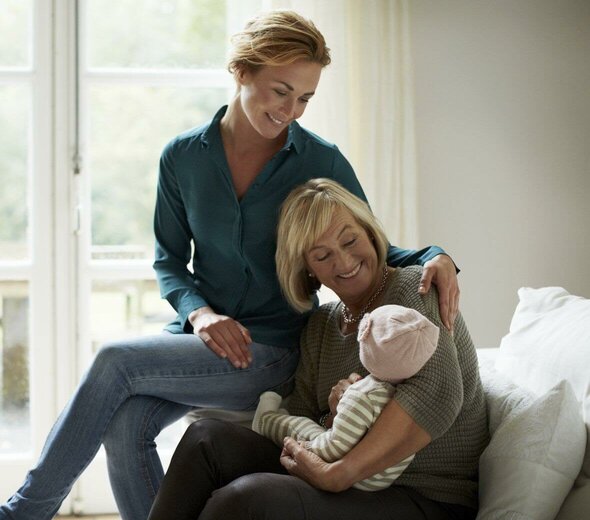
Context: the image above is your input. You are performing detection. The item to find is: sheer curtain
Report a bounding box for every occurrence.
[267,0,418,248]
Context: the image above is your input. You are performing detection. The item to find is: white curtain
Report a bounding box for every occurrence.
[266,0,418,248]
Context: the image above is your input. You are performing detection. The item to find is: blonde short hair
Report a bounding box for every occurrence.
[276,179,389,313]
[228,10,331,73]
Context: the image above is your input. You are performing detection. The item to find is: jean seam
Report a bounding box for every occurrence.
[138,398,172,500]
[128,347,297,384]
[35,395,125,520]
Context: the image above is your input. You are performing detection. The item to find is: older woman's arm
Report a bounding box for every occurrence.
[283,280,465,491]
[280,398,431,492]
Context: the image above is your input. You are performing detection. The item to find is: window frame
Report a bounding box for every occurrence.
[0,0,264,513]
[0,0,56,501]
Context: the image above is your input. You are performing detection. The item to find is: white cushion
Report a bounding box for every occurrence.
[496,287,590,403]
[494,286,590,519]
[478,362,534,435]
[476,372,585,520]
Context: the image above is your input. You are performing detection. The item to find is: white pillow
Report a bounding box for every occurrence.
[494,286,590,519]
[495,287,590,405]
[478,363,534,435]
[477,378,586,520]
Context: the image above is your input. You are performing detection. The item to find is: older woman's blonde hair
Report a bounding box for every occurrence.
[276,179,389,313]
[228,10,331,73]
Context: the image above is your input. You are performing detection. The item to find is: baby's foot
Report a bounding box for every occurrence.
[252,391,283,433]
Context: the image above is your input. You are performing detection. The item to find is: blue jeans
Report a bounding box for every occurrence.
[0,334,299,520]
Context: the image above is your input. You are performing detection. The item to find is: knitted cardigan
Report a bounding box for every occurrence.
[286,266,489,509]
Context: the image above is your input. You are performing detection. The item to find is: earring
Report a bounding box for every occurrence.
[308,272,315,278]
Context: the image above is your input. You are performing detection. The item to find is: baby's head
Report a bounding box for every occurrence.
[357,305,439,384]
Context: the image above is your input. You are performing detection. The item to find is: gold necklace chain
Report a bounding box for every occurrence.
[341,266,389,325]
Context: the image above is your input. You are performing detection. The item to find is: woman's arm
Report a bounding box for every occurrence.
[282,280,464,491]
[153,140,207,326]
[418,254,460,332]
[281,398,431,492]
[388,251,460,331]
[153,141,251,366]
[306,388,374,463]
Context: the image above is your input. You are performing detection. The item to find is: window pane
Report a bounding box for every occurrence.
[0,282,30,454]
[90,279,176,351]
[0,0,31,67]
[88,85,228,258]
[86,0,228,69]
[0,85,30,261]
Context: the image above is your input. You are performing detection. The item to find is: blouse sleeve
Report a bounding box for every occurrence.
[153,139,209,331]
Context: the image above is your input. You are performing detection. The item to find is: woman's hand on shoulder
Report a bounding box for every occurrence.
[418,254,460,332]
[189,307,252,368]
[280,438,351,492]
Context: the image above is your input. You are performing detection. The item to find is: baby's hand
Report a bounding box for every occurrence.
[328,373,363,416]
[348,372,363,384]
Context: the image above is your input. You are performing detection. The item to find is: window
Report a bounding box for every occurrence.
[0,0,34,456]
[0,0,263,514]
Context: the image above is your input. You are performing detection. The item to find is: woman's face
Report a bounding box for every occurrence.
[305,208,380,305]
[237,60,322,139]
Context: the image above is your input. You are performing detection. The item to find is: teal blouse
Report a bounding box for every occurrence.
[153,106,444,347]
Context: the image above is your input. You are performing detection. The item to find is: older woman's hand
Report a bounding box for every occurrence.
[418,254,460,332]
[280,438,349,492]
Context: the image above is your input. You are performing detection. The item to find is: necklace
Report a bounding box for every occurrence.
[341,266,389,325]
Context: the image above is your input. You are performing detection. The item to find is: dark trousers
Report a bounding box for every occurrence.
[147,419,477,520]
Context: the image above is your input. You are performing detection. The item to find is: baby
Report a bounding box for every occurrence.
[252,304,439,491]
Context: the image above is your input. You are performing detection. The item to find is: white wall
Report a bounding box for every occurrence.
[409,0,590,346]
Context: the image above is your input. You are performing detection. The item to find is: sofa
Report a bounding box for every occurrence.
[475,286,589,519]
[189,286,590,519]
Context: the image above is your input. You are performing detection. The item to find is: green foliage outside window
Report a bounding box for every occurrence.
[87,0,227,69]
[0,86,29,259]
[0,0,30,67]
[89,86,229,254]
[87,0,232,256]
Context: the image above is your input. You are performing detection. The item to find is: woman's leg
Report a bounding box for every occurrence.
[200,473,477,520]
[0,334,298,520]
[148,418,475,520]
[148,419,286,520]
[103,396,191,520]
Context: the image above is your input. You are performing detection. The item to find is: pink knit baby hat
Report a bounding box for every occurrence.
[357,304,439,384]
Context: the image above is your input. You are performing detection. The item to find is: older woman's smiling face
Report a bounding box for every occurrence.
[305,207,380,307]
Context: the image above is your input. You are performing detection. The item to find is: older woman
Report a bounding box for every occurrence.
[147,179,489,520]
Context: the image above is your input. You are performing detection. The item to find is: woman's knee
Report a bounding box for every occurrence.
[185,417,244,443]
[175,418,236,458]
[91,340,133,377]
[201,473,294,520]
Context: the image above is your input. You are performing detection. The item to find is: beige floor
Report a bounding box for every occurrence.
[56,516,120,519]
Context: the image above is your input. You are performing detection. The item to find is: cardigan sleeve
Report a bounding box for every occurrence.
[285,306,331,420]
[391,268,464,439]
